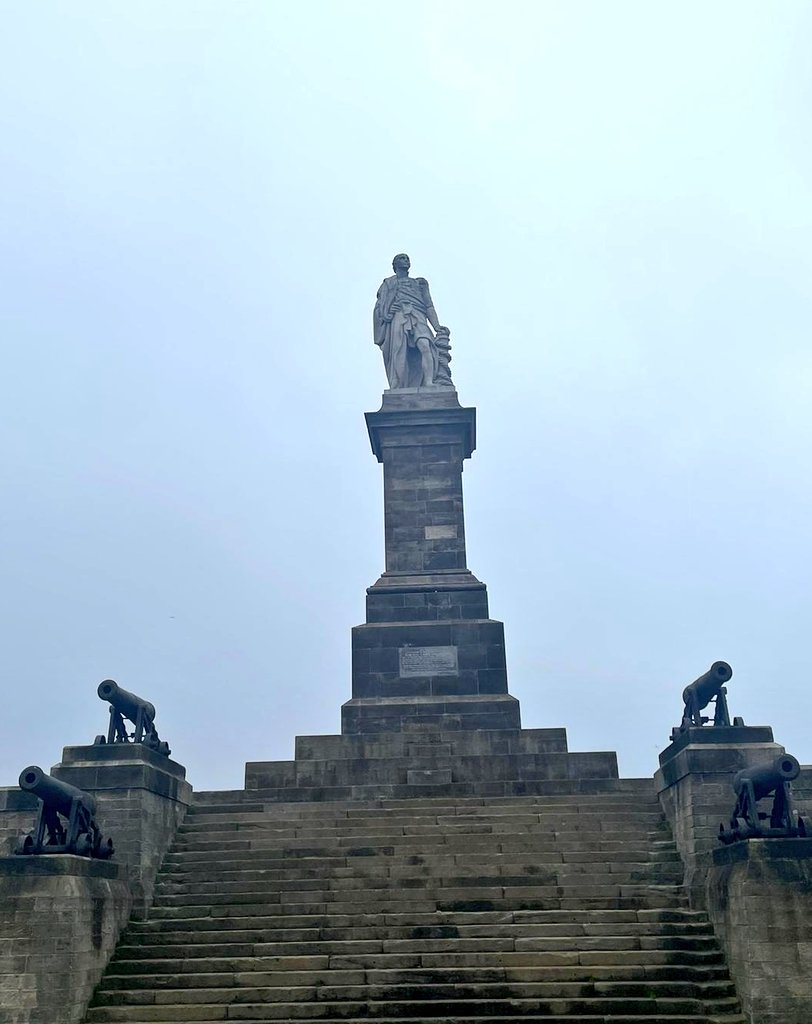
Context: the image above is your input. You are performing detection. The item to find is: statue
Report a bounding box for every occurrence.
[373,254,454,389]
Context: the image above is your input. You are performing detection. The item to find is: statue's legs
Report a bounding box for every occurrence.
[414,336,437,387]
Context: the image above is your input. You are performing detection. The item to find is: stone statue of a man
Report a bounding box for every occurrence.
[373,254,453,389]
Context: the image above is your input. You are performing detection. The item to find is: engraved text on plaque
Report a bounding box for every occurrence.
[399,645,459,678]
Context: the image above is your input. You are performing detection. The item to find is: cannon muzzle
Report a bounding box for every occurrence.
[18,766,97,819]
[682,661,732,708]
[734,753,801,801]
[98,679,155,725]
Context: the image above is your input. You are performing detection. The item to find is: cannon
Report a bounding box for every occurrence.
[94,679,170,756]
[671,661,739,740]
[16,766,114,858]
[719,753,807,844]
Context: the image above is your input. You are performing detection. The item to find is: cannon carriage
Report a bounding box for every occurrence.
[94,678,170,756]
[719,753,807,844]
[16,766,113,858]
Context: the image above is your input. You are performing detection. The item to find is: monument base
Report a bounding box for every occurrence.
[245,724,619,796]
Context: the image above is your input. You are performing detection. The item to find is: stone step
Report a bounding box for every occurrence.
[158,851,682,878]
[91,983,739,1011]
[152,873,684,898]
[121,923,715,947]
[85,996,742,1021]
[111,941,725,965]
[114,936,719,965]
[187,802,662,824]
[150,879,686,904]
[98,969,735,995]
[87,1016,747,1024]
[219,779,651,803]
[126,913,712,938]
[188,797,660,818]
[166,836,670,859]
[185,813,668,827]
[171,834,669,856]
[152,866,684,896]
[161,849,677,873]
[145,894,688,921]
[126,913,704,937]
[103,964,734,990]
[178,809,665,830]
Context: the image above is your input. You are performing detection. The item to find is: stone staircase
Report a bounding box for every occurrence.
[85,786,744,1023]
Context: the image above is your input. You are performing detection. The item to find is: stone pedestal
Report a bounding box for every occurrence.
[343,388,519,735]
[52,743,192,917]
[245,386,623,798]
[0,855,131,1024]
[654,725,781,905]
[707,839,812,1024]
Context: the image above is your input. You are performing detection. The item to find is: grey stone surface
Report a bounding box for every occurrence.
[245,723,619,794]
[365,402,475,576]
[0,788,38,855]
[708,839,812,1024]
[79,789,745,1023]
[655,727,784,906]
[51,744,192,918]
[0,855,131,1024]
[373,254,453,389]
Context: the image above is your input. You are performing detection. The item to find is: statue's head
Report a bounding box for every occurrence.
[392,253,410,273]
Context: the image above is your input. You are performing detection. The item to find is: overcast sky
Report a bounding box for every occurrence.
[1,2,810,792]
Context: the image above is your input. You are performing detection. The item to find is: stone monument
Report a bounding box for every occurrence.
[341,255,517,735]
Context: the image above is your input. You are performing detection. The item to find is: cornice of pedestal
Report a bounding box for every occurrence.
[365,391,476,462]
[367,568,485,594]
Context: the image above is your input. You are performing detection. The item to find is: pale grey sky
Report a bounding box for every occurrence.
[1,2,810,790]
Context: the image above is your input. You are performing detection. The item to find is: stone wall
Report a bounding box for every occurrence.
[654,726,782,905]
[52,744,192,918]
[0,789,38,855]
[707,839,812,1024]
[0,855,131,1024]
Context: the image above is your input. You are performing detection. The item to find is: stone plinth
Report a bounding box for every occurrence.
[344,388,519,735]
[654,725,781,905]
[245,725,620,796]
[707,839,812,1024]
[52,743,192,917]
[0,854,131,1024]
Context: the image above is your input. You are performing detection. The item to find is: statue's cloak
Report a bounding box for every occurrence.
[373,275,435,387]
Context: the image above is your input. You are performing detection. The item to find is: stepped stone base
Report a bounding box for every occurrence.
[246,725,619,796]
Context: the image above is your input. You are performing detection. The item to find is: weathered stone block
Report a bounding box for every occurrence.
[51,745,192,918]
[0,855,131,1024]
[708,839,812,1024]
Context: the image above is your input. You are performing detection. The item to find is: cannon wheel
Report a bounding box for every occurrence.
[74,832,94,857]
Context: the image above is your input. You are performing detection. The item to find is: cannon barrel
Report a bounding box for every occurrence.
[733,753,800,801]
[18,766,97,819]
[98,679,155,725]
[682,661,732,709]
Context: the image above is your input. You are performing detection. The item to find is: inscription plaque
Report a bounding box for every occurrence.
[399,645,459,678]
